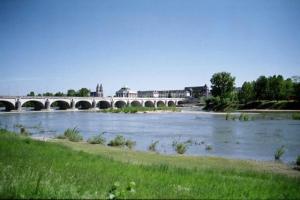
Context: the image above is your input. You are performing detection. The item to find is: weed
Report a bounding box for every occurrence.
[174,143,187,154]
[87,134,106,145]
[205,145,213,151]
[20,127,30,136]
[148,141,159,152]
[64,127,83,142]
[55,134,66,139]
[274,145,285,160]
[108,135,126,147]
[125,139,136,149]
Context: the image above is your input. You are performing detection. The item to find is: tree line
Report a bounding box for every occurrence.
[206,72,300,111]
[27,88,91,97]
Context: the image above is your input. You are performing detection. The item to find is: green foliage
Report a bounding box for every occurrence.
[108,135,126,147]
[87,134,106,144]
[77,88,91,97]
[296,156,300,166]
[205,145,213,151]
[67,89,77,97]
[20,127,30,136]
[172,142,187,154]
[54,92,65,97]
[43,92,53,96]
[148,141,159,152]
[27,91,35,96]
[210,72,236,99]
[64,128,83,142]
[107,181,136,199]
[274,146,285,160]
[125,139,136,149]
[238,81,255,103]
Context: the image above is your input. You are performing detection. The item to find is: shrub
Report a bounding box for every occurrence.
[64,127,83,142]
[274,145,285,160]
[125,139,136,149]
[205,145,213,151]
[148,141,159,152]
[296,156,300,166]
[108,135,126,147]
[174,143,187,154]
[87,134,106,144]
[20,127,30,136]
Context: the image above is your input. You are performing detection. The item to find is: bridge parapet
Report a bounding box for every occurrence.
[0,96,186,112]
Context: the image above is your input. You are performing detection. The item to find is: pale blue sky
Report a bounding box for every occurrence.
[0,0,299,96]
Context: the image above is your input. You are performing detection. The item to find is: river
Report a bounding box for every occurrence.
[0,109,299,163]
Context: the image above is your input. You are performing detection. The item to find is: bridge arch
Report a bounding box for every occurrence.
[177,100,184,106]
[97,100,111,109]
[115,100,127,108]
[157,100,165,107]
[131,100,142,107]
[50,100,70,110]
[75,100,92,110]
[167,100,176,107]
[21,100,44,111]
[145,101,155,107]
[0,100,15,111]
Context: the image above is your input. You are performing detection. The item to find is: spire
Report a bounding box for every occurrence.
[100,84,103,92]
[96,84,100,92]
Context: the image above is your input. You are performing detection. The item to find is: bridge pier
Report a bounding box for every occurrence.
[15,99,22,112]
[45,99,51,110]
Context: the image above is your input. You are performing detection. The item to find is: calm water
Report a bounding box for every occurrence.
[0,110,300,162]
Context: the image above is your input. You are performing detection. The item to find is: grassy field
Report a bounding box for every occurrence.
[0,129,300,199]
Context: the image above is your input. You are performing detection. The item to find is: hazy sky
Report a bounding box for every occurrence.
[0,0,299,96]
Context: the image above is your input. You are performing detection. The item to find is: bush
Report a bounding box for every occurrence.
[87,134,106,144]
[274,146,285,160]
[125,139,136,149]
[108,135,126,147]
[205,145,213,151]
[20,127,30,136]
[148,141,159,152]
[174,143,187,154]
[296,156,300,166]
[64,127,83,142]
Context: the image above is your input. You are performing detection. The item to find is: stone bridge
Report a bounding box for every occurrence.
[0,96,186,112]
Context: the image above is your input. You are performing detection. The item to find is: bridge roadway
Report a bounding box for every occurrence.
[0,96,186,112]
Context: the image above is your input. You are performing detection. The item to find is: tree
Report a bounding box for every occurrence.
[54,92,65,97]
[27,91,35,96]
[268,75,285,100]
[210,72,235,99]
[67,89,77,97]
[254,76,269,100]
[77,88,90,97]
[238,81,255,103]
[43,92,53,96]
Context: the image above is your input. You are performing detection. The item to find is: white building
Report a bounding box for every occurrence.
[115,86,137,98]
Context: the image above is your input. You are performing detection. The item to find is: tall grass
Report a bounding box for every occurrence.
[0,130,300,199]
[148,141,159,152]
[63,127,83,142]
[274,146,285,160]
[87,134,106,145]
[108,135,136,149]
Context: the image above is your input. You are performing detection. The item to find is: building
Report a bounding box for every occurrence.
[90,84,104,97]
[184,85,209,98]
[115,86,138,98]
[138,89,190,98]
[137,85,209,98]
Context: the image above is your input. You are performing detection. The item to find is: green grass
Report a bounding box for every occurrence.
[63,127,83,142]
[0,130,300,199]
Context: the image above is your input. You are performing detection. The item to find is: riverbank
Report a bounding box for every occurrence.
[0,129,299,199]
